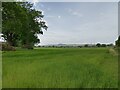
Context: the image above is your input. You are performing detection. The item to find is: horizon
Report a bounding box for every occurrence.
[35,42,115,46]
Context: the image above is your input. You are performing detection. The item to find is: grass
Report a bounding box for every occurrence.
[2,48,118,88]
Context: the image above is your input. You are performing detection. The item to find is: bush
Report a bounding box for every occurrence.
[1,42,16,51]
[22,44,33,49]
[96,43,101,47]
[101,44,107,47]
[84,44,88,47]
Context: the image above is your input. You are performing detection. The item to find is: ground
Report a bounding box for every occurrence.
[2,48,118,88]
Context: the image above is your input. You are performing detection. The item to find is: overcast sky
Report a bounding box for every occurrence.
[29,2,118,45]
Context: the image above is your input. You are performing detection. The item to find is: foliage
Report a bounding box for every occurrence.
[84,44,88,47]
[115,36,120,47]
[96,43,101,47]
[2,2,47,49]
[101,44,106,47]
[1,42,15,51]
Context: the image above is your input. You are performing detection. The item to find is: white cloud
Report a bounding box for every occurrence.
[34,2,117,45]
[47,8,51,11]
[58,16,61,19]
[99,12,105,16]
[72,11,83,17]
[46,15,55,18]
[28,0,39,2]
[46,15,61,19]
[40,4,44,8]
[68,8,83,17]
[28,0,39,5]
[68,8,72,12]
[28,0,119,2]
[39,9,117,45]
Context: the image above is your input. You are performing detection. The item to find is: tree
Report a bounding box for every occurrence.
[18,2,47,48]
[96,43,101,47]
[101,44,106,47]
[2,2,22,46]
[2,2,47,49]
[84,44,88,47]
[115,36,120,47]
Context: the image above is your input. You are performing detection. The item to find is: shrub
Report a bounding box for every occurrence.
[96,43,101,47]
[1,42,16,51]
[22,44,33,49]
[84,44,88,47]
[101,44,107,47]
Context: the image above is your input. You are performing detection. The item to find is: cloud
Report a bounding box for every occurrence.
[28,0,39,2]
[28,0,119,2]
[46,15,55,18]
[39,4,44,8]
[68,8,73,12]
[46,15,61,19]
[28,0,39,5]
[39,9,117,45]
[72,11,83,17]
[68,8,83,17]
[34,2,117,45]
[58,16,61,19]
[47,8,51,11]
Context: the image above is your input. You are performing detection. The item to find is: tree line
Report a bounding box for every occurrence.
[115,36,120,47]
[2,2,47,50]
[37,43,114,48]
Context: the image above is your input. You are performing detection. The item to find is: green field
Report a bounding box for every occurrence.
[2,48,118,88]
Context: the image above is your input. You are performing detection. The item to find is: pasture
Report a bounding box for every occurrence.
[2,48,118,88]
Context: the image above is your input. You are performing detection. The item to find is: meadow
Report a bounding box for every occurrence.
[2,48,118,88]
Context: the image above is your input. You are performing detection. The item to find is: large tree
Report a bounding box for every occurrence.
[115,36,120,47]
[2,2,22,46]
[2,2,47,49]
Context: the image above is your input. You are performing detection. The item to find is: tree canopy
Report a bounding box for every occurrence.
[2,2,48,49]
[115,36,120,47]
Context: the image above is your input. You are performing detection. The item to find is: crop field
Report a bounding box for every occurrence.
[2,48,118,88]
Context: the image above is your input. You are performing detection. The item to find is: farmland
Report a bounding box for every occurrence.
[2,48,118,88]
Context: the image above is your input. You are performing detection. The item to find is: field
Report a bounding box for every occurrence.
[2,48,118,88]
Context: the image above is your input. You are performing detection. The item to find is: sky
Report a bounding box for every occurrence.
[32,2,118,45]
[1,1,118,45]
[28,0,119,2]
